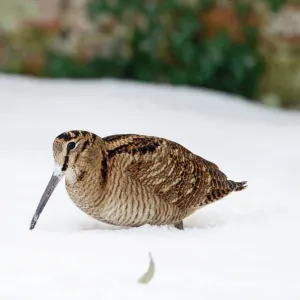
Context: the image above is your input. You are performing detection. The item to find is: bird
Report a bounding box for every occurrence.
[29,130,247,230]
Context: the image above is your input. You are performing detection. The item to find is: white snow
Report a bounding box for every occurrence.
[0,74,300,299]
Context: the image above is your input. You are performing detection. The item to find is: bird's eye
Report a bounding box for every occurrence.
[67,142,76,151]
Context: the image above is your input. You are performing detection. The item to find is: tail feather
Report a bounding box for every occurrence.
[228,180,248,191]
[204,180,247,205]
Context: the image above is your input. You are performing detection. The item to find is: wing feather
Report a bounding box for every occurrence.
[124,137,228,209]
[103,134,230,209]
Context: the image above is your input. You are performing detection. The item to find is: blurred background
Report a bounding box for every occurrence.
[0,0,299,109]
[1,2,300,297]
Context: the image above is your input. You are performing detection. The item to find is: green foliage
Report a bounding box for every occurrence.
[43,53,128,78]
[41,0,268,100]
[265,0,286,12]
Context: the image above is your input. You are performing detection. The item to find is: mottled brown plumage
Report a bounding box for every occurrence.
[29,130,247,230]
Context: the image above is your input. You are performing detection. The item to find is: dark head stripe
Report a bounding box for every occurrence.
[57,130,93,141]
[57,132,73,142]
[62,154,69,171]
[81,140,90,152]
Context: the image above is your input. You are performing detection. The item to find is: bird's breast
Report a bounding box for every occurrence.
[65,169,107,213]
[63,168,158,226]
[64,167,185,227]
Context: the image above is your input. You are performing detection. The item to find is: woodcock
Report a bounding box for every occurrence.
[30,130,247,230]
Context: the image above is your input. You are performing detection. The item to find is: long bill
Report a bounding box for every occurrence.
[29,166,63,230]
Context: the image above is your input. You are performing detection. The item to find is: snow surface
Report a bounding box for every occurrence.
[0,74,300,299]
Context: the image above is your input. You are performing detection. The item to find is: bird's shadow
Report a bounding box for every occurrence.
[79,221,125,231]
[182,210,226,229]
[78,210,226,231]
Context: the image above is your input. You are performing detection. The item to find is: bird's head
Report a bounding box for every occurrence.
[29,130,101,230]
[53,130,99,173]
